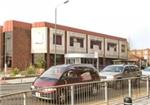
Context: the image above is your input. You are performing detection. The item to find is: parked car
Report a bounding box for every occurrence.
[142,67,150,76]
[99,64,142,88]
[31,64,100,103]
[141,67,150,81]
[99,64,141,80]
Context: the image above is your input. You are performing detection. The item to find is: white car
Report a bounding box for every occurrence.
[142,67,150,77]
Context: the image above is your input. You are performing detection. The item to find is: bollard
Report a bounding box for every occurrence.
[124,97,132,105]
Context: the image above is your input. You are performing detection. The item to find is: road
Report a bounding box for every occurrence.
[0,83,31,96]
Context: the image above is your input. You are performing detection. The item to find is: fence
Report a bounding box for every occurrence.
[0,76,150,105]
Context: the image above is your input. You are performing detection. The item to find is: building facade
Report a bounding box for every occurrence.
[0,26,3,69]
[1,20,32,70]
[130,49,150,66]
[31,22,128,69]
[0,20,128,70]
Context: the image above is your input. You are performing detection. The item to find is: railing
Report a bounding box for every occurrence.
[1,76,150,105]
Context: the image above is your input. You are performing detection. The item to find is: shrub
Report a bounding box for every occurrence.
[35,57,46,68]
[26,65,36,75]
[12,68,20,76]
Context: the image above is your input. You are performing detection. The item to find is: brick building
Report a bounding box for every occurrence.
[1,20,32,70]
[0,26,3,69]
[0,20,128,70]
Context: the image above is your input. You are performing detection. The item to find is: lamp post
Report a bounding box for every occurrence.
[54,0,69,66]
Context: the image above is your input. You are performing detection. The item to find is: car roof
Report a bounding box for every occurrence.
[51,64,96,72]
[108,64,138,67]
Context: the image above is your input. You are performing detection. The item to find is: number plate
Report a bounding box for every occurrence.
[35,92,40,97]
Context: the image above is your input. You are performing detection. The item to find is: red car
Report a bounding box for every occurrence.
[31,64,100,103]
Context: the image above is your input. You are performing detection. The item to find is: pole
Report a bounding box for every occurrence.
[54,0,69,66]
[54,7,57,66]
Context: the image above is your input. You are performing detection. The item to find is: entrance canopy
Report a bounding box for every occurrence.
[64,52,99,70]
[65,53,98,59]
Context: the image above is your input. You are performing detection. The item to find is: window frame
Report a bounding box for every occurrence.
[53,33,62,45]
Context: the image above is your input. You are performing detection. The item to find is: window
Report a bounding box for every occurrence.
[70,36,84,48]
[4,32,12,67]
[53,34,62,45]
[121,44,125,52]
[124,66,130,72]
[80,71,92,81]
[70,37,74,46]
[107,42,117,51]
[90,40,101,50]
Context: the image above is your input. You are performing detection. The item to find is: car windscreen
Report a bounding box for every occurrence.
[102,66,124,72]
[40,66,65,79]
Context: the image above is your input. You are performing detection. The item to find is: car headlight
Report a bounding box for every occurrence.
[31,85,35,90]
[107,75,114,79]
[43,88,57,92]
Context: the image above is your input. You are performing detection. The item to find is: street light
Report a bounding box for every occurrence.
[54,0,69,65]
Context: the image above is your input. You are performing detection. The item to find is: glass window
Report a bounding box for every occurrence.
[69,36,84,48]
[4,32,12,67]
[107,42,117,52]
[80,71,92,81]
[40,66,65,79]
[90,40,101,50]
[53,34,62,45]
[102,65,124,72]
[121,44,125,52]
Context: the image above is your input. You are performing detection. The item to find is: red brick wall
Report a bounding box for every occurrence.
[2,20,32,70]
[0,26,3,69]
[13,27,32,70]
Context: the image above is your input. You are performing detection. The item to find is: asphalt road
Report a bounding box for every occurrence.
[0,83,32,96]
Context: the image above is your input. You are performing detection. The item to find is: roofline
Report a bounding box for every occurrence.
[32,21,127,41]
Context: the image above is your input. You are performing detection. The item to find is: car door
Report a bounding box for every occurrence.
[123,66,131,78]
[130,66,137,77]
[77,67,94,94]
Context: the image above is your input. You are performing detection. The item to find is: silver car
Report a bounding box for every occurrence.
[142,67,150,76]
[99,64,141,81]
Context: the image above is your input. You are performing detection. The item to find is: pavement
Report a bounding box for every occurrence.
[119,97,150,105]
[134,97,150,105]
[0,76,36,84]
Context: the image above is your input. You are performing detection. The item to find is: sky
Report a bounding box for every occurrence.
[0,0,150,49]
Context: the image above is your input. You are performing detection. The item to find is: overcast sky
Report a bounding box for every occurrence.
[0,0,150,49]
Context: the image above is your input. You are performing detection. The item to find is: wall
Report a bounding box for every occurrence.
[119,40,128,59]
[49,28,65,54]
[13,27,32,69]
[0,26,3,69]
[87,35,104,57]
[67,31,86,53]
[105,38,119,58]
[31,27,48,53]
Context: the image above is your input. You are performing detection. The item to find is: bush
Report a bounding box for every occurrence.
[35,57,46,68]
[26,65,36,75]
[12,68,20,76]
